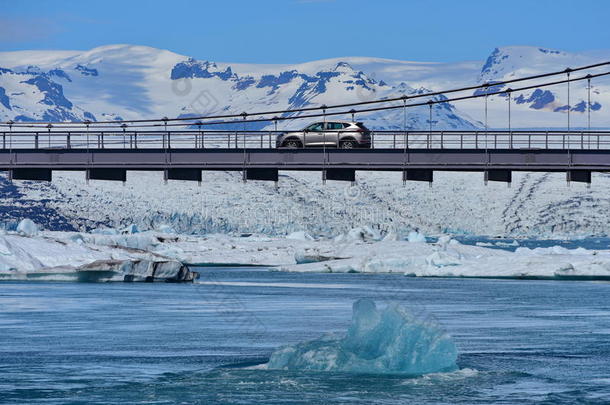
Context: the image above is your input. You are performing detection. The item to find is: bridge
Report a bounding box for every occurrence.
[0,129,607,184]
[2,62,610,185]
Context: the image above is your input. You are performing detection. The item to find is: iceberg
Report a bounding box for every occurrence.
[334,226,382,243]
[286,231,314,241]
[0,232,197,282]
[407,230,426,243]
[120,224,140,234]
[266,299,458,375]
[16,219,38,236]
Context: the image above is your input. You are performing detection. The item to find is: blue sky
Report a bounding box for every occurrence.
[1,0,608,63]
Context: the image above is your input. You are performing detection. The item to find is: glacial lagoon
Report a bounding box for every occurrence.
[1,267,608,404]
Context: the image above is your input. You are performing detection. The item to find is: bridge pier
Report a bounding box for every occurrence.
[567,170,591,184]
[402,169,433,184]
[243,168,279,182]
[484,169,512,184]
[86,168,127,182]
[164,168,202,182]
[323,168,356,182]
[10,168,52,182]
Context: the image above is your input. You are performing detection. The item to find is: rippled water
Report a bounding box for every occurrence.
[1,269,609,404]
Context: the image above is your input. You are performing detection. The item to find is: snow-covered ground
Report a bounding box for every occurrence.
[3,221,610,281]
[3,168,608,239]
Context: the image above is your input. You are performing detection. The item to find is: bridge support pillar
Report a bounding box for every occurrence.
[484,169,512,184]
[323,169,356,182]
[10,168,52,182]
[403,169,433,183]
[244,168,279,182]
[86,168,127,182]
[567,170,591,184]
[164,168,202,182]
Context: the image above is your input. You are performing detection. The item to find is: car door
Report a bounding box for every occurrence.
[303,122,325,146]
[324,122,343,146]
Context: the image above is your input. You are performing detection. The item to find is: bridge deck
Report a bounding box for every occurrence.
[1,148,609,172]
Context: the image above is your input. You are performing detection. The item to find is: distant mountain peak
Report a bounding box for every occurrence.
[332,61,355,72]
[170,58,234,81]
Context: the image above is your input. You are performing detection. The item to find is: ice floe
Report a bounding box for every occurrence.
[0,221,196,282]
[2,222,610,281]
[266,299,458,375]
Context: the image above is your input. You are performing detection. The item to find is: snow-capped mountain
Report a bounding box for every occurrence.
[0,45,483,130]
[1,44,607,130]
[471,46,609,128]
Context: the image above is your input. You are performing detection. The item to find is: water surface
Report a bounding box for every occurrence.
[0,268,609,404]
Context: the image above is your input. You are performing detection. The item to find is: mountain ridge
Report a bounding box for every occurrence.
[0,44,608,130]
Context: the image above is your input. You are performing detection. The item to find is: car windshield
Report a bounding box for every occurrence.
[305,123,324,131]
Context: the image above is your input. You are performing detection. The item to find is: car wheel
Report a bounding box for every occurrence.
[283,139,302,148]
[340,140,357,149]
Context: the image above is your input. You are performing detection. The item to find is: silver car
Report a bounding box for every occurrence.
[276,121,371,149]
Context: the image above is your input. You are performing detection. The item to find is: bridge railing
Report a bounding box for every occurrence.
[1,130,610,150]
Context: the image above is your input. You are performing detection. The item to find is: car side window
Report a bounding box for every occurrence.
[306,123,324,131]
[328,123,343,130]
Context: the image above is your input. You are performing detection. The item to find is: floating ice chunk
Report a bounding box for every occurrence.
[335,226,382,243]
[91,228,119,235]
[267,299,457,375]
[515,245,590,256]
[0,236,13,256]
[68,233,85,244]
[156,224,176,234]
[495,240,519,247]
[407,230,426,243]
[436,235,454,249]
[294,248,345,264]
[426,251,462,267]
[286,231,314,241]
[0,221,17,232]
[121,224,139,234]
[382,230,398,241]
[16,219,38,236]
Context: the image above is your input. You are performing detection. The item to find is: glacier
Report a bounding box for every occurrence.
[266,298,458,375]
[3,169,610,239]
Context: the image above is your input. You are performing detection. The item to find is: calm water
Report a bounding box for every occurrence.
[0,268,609,404]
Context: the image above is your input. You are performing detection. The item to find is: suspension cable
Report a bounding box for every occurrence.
[567,68,572,132]
[587,75,591,131]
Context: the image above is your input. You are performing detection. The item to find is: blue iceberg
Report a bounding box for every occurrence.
[267,299,458,375]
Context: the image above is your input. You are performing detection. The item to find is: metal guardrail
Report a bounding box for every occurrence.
[1,130,610,150]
